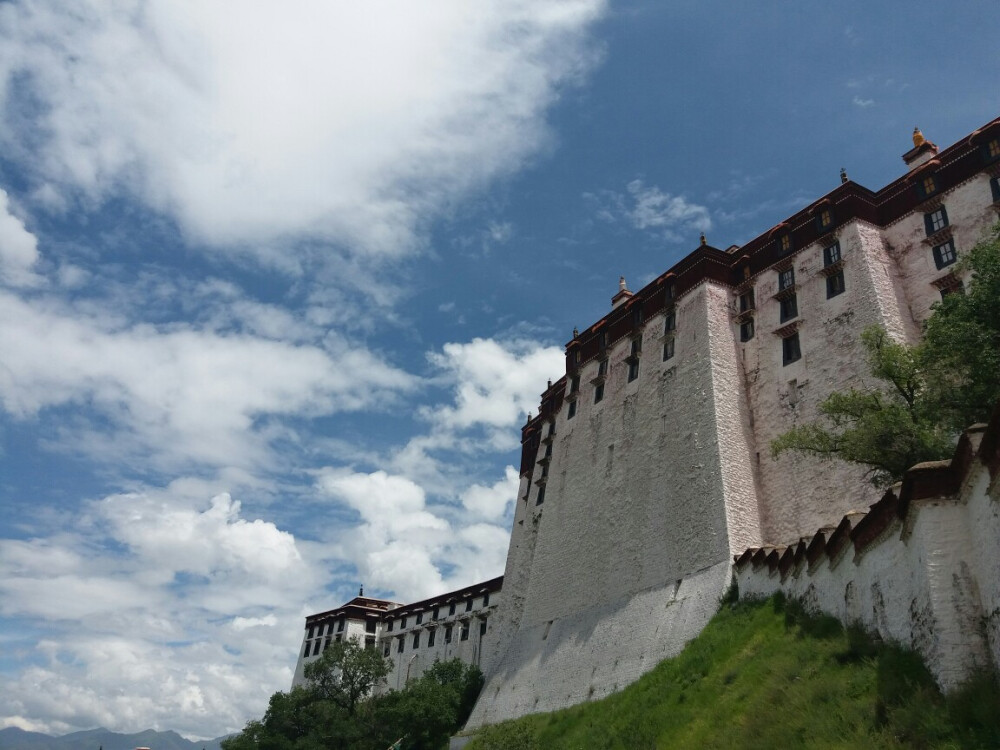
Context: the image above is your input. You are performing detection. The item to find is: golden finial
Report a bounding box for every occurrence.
[840,167,848,184]
[700,233,707,246]
[913,127,925,147]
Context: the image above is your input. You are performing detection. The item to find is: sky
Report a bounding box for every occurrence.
[0,0,997,741]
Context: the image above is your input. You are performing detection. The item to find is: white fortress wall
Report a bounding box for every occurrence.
[467,279,762,727]
[736,420,1000,691]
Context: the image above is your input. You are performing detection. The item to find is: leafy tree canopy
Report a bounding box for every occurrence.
[771,223,1000,486]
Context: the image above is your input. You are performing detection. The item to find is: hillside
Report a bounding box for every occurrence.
[466,595,1000,749]
[0,726,229,750]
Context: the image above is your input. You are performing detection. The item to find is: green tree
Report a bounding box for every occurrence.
[770,326,953,487]
[304,638,391,717]
[770,223,1000,486]
[920,222,1000,431]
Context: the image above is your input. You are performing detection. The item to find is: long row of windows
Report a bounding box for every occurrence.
[386,594,488,632]
[384,619,488,656]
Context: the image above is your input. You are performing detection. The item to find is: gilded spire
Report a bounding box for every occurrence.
[700,233,707,246]
[913,127,926,147]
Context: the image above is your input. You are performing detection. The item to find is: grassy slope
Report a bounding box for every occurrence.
[467,596,1000,750]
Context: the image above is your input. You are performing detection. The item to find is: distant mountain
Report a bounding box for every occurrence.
[0,726,230,750]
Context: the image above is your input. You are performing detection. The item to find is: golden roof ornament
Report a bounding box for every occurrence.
[840,167,848,184]
[700,233,707,246]
[913,127,926,147]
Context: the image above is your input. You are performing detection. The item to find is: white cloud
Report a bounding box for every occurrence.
[0,188,41,286]
[588,179,711,243]
[0,484,326,740]
[461,465,520,521]
[852,95,875,108]
[0,0,606,258]
[0,289,415,470]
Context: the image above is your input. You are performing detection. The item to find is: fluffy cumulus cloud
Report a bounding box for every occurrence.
[0,188,40,286]
[0,485,323,740]
[588,179,711,243]
[0,0,606,257]
[0,289,415,470]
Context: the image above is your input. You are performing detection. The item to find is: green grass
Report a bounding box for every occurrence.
[466,595,1000,750]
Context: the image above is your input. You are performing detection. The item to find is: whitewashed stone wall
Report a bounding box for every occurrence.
[736,424,1000,690]
[292,617,379,688]
[467,280,761,728]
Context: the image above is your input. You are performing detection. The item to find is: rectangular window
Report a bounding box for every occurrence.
[779,295,798,323]
[567,400,577,419]
[460,623,470,641]
[445,625,453,644]
[416,612,423,625]
[483,591,490,607]
[432,606,439,620]
[921,175,936,196]
[663,310,676,332]
[779,234,793,254]
[397,637,404,653]
[412,632,420,649]
[989,138,1000,160]
[366,619,377,634]
[778,267,794,291]
[662,338,674,361]
[536,485,545,505]
[630,337,641,357]
[337,618,345,633]
[383,644,391,657]
[627,359,639,382]
[826,270,846,298]
[312,640,321,656]
[991,176,1000,202]
[933,239,957,269]
[570,375,580,393]
[324,636,332,651]
[594,383,604,403]
[816,208,833,230]
[924,207,949,235]
[823,242,841,266]
[449,602,456,616]
[365,636,375,650]
[598,358,608,377]
[335,634,342,642]
[428,628,436,647]
[307,625,315,640]
[782,333,802,366]
[739,290,754,312]
[465,598,473,612]
[386,619,393,632]
[740,319,754,342]
[400,616,407,629]
[632,304,644,325]
[480,619,488,637]
[303,641,311,658]
[665,284,675,302]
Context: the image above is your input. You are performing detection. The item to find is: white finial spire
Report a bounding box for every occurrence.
[619,276,627,292]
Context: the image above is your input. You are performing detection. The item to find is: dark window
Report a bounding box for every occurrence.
[779,234,793,255]
[465,598,473,612]
[412,632,420,649]
[536,485,545,505]
[823,242,841,266]
[386,619,393,632]
[665,284,675,303]
[544,443,552,458]
[826,270,846,298]
[594,383,604,403]
[573,349,581,364]
[383,644,391,657]
[400,616,407,629]
[337,618,344,633]
[324,635,331,651]
[307,625,315,640]
[445,625,453,644]
[432,607,439,620]
[627,338,641,382]
[449,602,456,616]
[627,359,639,382]
[779,295,798,323]
[366,619,377,634]
[991,176,1000,202]
[662,338,674,361]
[599,331,608,350]
[985,138,1000,162]
[739,290,754,312]
[924,206,948,235]
[460,623,470,641]
[303,641,311,658]
[632,304,644,325]
[416,612,423,625]
[778,267,794,291]
[397,636,404,653]
[816,207,833,231]
[933,239,957,269]
[312,640,321,656]
[630,337,641,357]
[567,400,577,419]
[428,628,436,647]
[740,319,754,342]
[335,634,342,642]
[597,358,608,377]
[570,375,580,393]
[663,310,676,332]
[940,282,965,300]
[546,421,555,437]
[782,333,802,366]
[480,619,488,637]
[365,636,375,650]
[483,591,490,607]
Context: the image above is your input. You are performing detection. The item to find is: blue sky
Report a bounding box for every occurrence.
[0,0,996,740]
